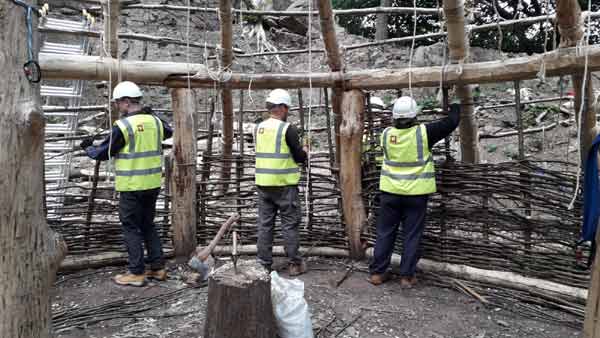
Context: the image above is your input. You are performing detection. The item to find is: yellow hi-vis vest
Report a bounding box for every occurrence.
[114,114,164,192]
[379,124,436,195]
[255,118,300,186]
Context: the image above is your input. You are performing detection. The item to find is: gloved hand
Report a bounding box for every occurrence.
[449,103,461,115]
[80,138,94,149]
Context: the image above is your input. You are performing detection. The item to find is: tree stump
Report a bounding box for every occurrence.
[204,260,277,338]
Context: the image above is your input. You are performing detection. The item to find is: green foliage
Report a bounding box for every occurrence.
[331,0,600,54]
[418,95,439,111]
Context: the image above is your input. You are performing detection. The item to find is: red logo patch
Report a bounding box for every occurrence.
[137,124,144,132]
[390,136,397,144]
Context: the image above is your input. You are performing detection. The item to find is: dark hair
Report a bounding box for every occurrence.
[393,118,417,129]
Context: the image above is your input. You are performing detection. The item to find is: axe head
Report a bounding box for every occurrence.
[188,255,215,281]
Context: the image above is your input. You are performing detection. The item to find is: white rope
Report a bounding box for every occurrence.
[568,0,592,210]
[407,0,418,98]
[304,0,313,228]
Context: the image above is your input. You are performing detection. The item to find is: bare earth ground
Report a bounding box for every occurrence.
[53,257,580,338]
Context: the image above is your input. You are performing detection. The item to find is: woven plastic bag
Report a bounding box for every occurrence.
[270,271,313,338]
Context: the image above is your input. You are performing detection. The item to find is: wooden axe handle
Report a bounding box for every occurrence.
[195,214,240,261]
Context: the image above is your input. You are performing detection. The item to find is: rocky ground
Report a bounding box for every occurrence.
[52,257,581,338]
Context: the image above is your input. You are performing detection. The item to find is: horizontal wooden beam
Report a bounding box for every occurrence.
[38,26,245,53]
[121,4,442,16]
[39,45,600,89]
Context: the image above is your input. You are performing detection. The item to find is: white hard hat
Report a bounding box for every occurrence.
[392,96,419,119]
[266,89,291,107]
[369,96,385,112]
[112,81,143,101]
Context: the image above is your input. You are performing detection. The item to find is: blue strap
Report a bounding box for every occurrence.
[582,134,600,241]
[11,0,38,61]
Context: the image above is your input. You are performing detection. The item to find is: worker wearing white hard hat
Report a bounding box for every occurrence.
[368,95,461,288]
[368,96,386,112]
[255,89,308,276]
[80,81,173,286]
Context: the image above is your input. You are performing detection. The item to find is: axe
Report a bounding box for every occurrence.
[187,214,240,281]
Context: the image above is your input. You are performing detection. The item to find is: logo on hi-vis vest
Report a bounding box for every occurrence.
[390,136,397,144]
[137,124,145,132]
[258,128,264,134]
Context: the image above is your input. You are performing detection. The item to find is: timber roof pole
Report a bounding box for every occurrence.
[38,47,600,88]
[567,0,600,334]
[556,0,596,165]
[317,0,343,168]
[443,0,479,164]
[219,0,234,194]
[317,0,365,259]
[101,0,120,122]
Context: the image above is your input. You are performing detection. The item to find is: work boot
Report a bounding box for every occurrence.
[288,261,307,277]
[399,276,418,289]
[367,272,392,286]
[113,272,146,287]
[145,269,168,281]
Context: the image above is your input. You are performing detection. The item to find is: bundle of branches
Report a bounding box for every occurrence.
[52,287,202,332]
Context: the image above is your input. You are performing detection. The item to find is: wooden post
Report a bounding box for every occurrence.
[102,0,120,122]
[1,3,67,337]
[200,99,216,238]
[340,90,367,259]
[443,0,479,163]
[171,88,198,259]
[204,260,277,338]
[220,0,234,195]
[375,0,391,41]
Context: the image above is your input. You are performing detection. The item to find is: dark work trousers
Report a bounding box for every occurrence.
[369,192,429,277]
[256,185,303,267]
[119,188,164,275]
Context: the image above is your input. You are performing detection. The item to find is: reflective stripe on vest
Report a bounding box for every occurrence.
[255,118,300,186]
[379,124,436,195]
[114,114,164,192]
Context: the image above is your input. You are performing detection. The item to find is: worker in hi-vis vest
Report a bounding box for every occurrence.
[81,81,173,287]
[368,96,460,287]
[255,89,308,276]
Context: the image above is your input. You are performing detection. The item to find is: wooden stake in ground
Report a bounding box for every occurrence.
[219,0,234,194]
[171,88,198,259]
[204,260,277,338]
[0,2,67,337]
[340,90,367,259]
[443,0,479,164]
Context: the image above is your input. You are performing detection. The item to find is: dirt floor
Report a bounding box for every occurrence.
[52,256,581,338]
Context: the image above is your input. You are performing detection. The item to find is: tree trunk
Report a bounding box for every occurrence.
[375,0,391,41]
[204,260,277,338]
[220,0,234,194]
[0,2,67,337]
[171,88,198,259]
[340,90,367,259]
[443,0,479,163]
